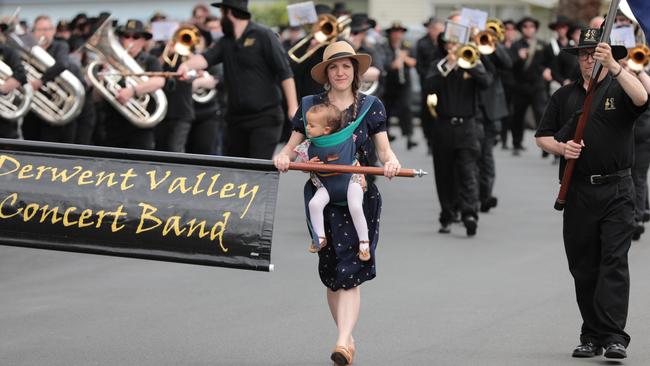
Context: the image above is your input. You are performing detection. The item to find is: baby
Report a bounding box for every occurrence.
[295,103,371,261]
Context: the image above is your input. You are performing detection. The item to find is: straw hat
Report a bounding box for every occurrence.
[310,41,372,85]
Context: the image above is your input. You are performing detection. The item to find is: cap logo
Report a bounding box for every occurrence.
[128,20,136,29]
[584,29,598,42]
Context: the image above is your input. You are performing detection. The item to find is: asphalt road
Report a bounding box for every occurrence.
[1,131,649,366]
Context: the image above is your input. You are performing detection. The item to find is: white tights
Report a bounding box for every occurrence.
[308,183,369,247]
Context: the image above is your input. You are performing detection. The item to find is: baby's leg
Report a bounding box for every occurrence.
[347,182,369,253]
[308,187,330,239]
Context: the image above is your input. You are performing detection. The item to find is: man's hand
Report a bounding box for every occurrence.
[543,68,553,82]
[30,79,43,91]
[177,63,190,81]
[518,47,528,60]
[563,140,584,160]
[116,86,134,105]
[594,43,618,72]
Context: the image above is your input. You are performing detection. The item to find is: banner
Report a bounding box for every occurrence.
[0,139,278,272]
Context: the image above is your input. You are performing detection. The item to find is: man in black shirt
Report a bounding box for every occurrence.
[425,32,493,236]
[535,28,648,360]
[178,0,298,159]
[510,17,553,155]
[0,43,29,138]
[416,17,445,153]
[102,20,165,150]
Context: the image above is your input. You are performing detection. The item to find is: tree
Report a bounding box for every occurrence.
[557,0,602,25]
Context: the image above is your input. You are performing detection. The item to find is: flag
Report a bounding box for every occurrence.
[627,0,650,39]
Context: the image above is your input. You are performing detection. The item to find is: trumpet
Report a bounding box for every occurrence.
[474,30,498,55]
[162,25,201,68]
[486,19,505,43]
[288,14,351,63]
[0,59,33,121]
[627,44,650,72]
[83,17,167,128]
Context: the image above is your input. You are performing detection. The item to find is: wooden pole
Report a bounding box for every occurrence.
[288,162,427,178]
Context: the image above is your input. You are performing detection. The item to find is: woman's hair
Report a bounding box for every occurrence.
[308,104,344,132]
[324,57,361,125]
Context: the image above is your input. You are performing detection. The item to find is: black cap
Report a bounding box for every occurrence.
[116,19,153,40]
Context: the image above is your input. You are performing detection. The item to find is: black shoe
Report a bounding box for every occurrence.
[604,343,627,359]
[438,224,451,234]
[501,144,509,150]
[572,343,603,358]
[542,150,549,158]
[407,139,418,150]
[512,148,521,156]
[480,197,498,213]
[643,210,650,222]
[388,134,396,142]
[462,216,477,237]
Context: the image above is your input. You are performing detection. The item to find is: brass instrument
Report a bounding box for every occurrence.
[437,43,480,77]
[192,72,218,103]
[0,59,33,121]
[474,30,498,55]
[83,17,167,128]
[162,25,201,67]
[359,79,379,95]
[288,14,352,63]
[627,44,650,72]
[6,29,85,126]
[486,19,505,43]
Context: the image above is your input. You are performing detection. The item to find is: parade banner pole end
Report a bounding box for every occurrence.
[269,264,275,272]
[554,199,565,211]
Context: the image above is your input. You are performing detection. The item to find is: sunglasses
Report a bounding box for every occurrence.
[121,33,142,40]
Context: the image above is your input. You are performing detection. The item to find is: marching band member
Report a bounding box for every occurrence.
[0,28,28,138]
[102,19,165,149]
[178,0,298,159]
[499,19,517,149]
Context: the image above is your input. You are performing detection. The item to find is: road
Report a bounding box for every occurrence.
[1,131,649,366]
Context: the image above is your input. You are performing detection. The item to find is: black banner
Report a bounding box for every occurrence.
[0,139,278,271]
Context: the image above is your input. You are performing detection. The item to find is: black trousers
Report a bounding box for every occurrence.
[0,118,18,139]
[226,106,283,159]
[420,90,435,150]
[103,114,155,150]
[74,91,97,145]
[563,176,634,347]
[186,113,223,155]
[632,144,650,222]
[384,85,414,137]
[477,119,499,203]
[22,112,77,143]
[432,118,480,224]
[511,87,547,149]
[155,117,193,153]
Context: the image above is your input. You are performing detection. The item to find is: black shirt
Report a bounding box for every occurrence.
[425,59,493,119]
[42,40,70,83]
[510,38,553,90]
[162,60,195,121]
[536,75,649,180]
[0,44,27,85]
[202,21,293,117]
[383,40,415,88]
[415,35,441,81]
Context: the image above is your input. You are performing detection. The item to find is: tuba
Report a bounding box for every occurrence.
[83,17,167,128]
[288,14,352,63]
[627,44,650,72]
[6,30,85,126]
[192,71,218,103]
[0,58,33,121]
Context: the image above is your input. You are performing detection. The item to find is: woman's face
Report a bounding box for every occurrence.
[326,58,354,92]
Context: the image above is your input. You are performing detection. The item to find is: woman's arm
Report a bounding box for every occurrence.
[372,131,401,178]
[273,131,306,172]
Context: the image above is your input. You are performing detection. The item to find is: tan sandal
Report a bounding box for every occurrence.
[358,240,371,261]
[308,236,327,253]
[330,345,352,366]
[348,342,356,364]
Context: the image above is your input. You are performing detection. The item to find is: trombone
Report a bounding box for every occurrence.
[162,25,201,68]
[437,43,480,77]
[288,14,351,63]
[627,44,650,72]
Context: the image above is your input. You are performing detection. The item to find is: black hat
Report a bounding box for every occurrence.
[385,21,408,34]
[422,17,441,28]
[57,20,72,32]
[116,19,153,40]
[315,4,332,16]
[333,2,348,16]
[549,15,571,30]
[516,16,539,32]
[563,28,627,60]
[350,13,371,34]
[503,19,516,27]
[210,0,250,16]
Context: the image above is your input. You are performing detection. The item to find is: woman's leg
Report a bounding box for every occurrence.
[336,287,361,347]
[327,288,357,347]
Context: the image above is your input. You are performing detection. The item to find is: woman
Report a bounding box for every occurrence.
[273,41,401,365]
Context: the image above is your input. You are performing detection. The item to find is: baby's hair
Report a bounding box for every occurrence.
[307,104,344,132]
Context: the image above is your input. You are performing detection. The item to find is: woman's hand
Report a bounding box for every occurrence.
[273,153,291,173]
[383,158,401,179]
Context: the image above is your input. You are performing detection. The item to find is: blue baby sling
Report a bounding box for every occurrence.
[301,94,376,248]
[302,95,376,204]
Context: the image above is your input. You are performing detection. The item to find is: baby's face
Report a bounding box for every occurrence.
[306,112,331,138]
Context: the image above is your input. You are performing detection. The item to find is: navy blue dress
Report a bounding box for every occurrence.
[292,92,388,291]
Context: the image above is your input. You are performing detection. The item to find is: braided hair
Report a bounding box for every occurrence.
[324,58,362,126]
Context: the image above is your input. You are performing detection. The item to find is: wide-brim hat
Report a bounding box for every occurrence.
[422,17,440,28]
[210,0,250,16]
[350,13,371,34]
[563,27,628,60]
[549,15,571,30]
[116,20,152,40]
[516,16,540,32]
[310,41,372,85]
[385,21,408,34]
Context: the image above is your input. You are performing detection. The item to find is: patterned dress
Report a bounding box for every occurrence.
[292,92,387,290]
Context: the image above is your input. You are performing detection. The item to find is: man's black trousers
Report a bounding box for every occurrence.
[563,176,634,347]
